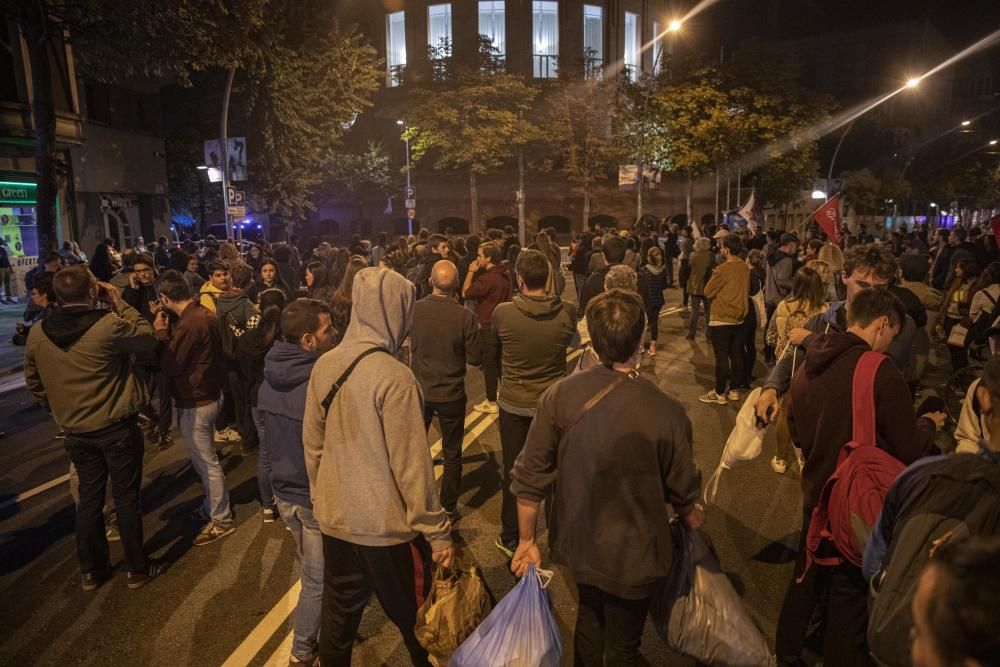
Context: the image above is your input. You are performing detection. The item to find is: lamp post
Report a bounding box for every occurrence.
[397,120,413,235]
[826,77,921,200]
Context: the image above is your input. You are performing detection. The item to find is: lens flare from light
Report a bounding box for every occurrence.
[668,20,682,32]
[906,77,921,88]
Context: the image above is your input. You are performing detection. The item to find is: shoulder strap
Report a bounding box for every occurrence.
[561,375,627,441]
[321,348,389,416]
[851,351,886,447]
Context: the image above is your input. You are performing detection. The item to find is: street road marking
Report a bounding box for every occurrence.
[0,372,25,395]
[221,579,303,667]
[260,411,501,667]
[0,473,70,512]
[659,305,685,319]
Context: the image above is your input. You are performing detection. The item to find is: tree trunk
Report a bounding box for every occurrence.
[685,172,693,226]
[469,169,479,232]
[24,8,59,253]
[582,186,591,234]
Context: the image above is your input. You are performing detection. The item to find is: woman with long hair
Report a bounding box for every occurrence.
[251,258,292,302]
[639,246,668,355]
[768,265,829,475]
[939,258,981,372]
[737,249,767,391]
[533,231,564,296]
[247,244,265,274]
[89,242,115,281]
[329,256,369,344]
[218,242,241,269]
[305,261,335,304]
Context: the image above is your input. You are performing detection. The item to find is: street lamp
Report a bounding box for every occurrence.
[668,19,682,32]
[196,165,208,170]
[961,120,972,127]
[397,119,413,235]
[906,77,921,89]
[990,139,998,146]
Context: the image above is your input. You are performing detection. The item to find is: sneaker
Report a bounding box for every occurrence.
[105,522,120,542]
[446,508,461,526]
[474,400,499,415]
[698,391,727,405]
[81,571,109,592]
[494,535,516,559]
[648,342,657,356]
[158,434,173,450]
[794,448,805,471]
[771,456,788,474]
[193,521,235,546]
[726,389,741,402]
[55,430,66,439]
[288,654,319,667]
[262,508,276,523]
[214,427,241,442]
[190,507,209,522]
[127,559,169,589]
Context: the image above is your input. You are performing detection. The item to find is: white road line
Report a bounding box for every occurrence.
[659,305,685,319]
[0,372,26,395]
[428,410,484,456]
[221,580,303,667]
[0,473,70,512]
[258,412,498,667]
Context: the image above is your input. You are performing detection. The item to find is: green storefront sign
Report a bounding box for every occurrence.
[0,181,37,204]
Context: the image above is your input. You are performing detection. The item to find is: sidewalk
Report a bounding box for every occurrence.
[0,301,25,376]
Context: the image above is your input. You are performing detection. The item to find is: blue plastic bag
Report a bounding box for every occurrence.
[448,565,563,667]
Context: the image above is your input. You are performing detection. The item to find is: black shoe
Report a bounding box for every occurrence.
[81,571,109,592]
[432,455,444,466]
[446,508,461,525]
[158,434,173,450]
[127,559,169,589]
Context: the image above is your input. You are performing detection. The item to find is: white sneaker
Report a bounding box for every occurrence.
[771,456,788,474]
[726,389,741,402]
[794,448,805,471]
[474,400,499,415]
[699,391,727,405]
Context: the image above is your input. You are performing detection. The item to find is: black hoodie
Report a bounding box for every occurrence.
[787,331,936,509]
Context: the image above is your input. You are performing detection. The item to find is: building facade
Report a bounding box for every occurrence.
[311,0,726,238]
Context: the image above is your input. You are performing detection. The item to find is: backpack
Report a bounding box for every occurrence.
[800,351,905,578]
[867,456,1000,667]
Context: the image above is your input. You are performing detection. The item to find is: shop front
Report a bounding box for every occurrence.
[0,178,40,298]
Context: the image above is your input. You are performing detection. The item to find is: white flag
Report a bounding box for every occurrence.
[738,192,755,224]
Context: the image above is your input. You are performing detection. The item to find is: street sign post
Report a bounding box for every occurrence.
[406,186,415,199]
[404,198,416,209]
[227,206,247,217]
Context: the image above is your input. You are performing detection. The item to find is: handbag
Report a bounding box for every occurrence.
[947,324,969,348]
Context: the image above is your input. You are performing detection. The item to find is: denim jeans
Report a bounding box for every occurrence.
[176,400,232,523]
[64,417,147,574]
[252,407,274,510]
[275,498,324,661]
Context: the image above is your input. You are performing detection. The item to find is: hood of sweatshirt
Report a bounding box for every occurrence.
[263,340,318,391]
[512,293,566,320]
[41,305,108,348]
[767,249,794,268]
[339,267,414,354]
[803,331,870,379]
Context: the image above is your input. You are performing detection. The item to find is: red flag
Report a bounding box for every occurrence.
[991,214,1000,250]
[812,195,842,245]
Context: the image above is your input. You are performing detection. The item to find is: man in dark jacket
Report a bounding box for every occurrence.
[123,253,173,449]
[510,289,702,664]
[462,242,512,413]
[258,298,335,667]
[776,287,944,667]
[493,249,577,556]
[217,262,260,454]
[763,233,799,361]
[410,260,479,522]
[579,236,649,313]
[24,265,166,590]
[942,227,980,288]
[155,270,234,546]
[0,237,14,303]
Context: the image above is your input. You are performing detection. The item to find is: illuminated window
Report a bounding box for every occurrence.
[386,11,406,87]
[532,1,558,78]
[428,4,452,54]
[624,12,639,81]
[583,5,603,78]
[479,1,505,57]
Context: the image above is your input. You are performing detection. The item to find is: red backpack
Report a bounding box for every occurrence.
[800,351,905,578]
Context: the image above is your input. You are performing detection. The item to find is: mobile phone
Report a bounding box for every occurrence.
[97,285,110,303]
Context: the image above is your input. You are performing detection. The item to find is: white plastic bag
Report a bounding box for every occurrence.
[704,387,765,504]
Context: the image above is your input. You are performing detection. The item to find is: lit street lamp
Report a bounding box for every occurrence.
[961,120,972,127]
[668,19,682,32]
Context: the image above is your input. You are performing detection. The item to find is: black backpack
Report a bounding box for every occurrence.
[867,456,1000,667]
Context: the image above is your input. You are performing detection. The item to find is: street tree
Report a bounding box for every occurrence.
[840,168,884,214]
[536,74,619,230]
[404,40,538,231]
[329,141,396,225]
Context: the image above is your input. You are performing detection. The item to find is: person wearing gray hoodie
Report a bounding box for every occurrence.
[302,267,453,667]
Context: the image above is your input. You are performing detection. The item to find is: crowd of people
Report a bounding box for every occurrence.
[14,215,1000,667]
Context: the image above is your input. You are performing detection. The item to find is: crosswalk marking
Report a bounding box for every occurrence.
[0,473,70,512]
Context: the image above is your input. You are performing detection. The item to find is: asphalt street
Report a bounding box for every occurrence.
[0,285,954,666]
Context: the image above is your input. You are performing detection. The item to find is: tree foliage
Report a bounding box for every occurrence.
[329,141,397,220]
[403,40,538,228]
